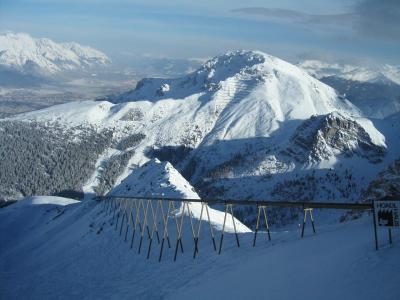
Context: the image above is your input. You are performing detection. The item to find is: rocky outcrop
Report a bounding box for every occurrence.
[283,112,386,163]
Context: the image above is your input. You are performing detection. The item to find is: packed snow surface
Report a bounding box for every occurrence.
[15,196,80,206]
[1,197,399,300]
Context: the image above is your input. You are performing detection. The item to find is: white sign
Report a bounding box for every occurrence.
[374,200,400,228]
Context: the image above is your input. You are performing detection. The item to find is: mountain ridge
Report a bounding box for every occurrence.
[0,32,110,76]
[298,59,400,118]
[0,50,394,209]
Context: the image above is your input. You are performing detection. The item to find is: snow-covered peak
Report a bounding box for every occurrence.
[112,50,275,102]
[298,59,400,85]
[16,50,365,145]
[109,158,251,233]
[109,158,199,199]
[0,32,110,75]
[116,50,327,102]
[195,50,267,81]
[110,50,358,123]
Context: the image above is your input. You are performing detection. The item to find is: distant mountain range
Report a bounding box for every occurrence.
[298,60,400,85]
[1,32,400,120]
[0,32,132,118]
[0,32,110,76]
[298,60,400,119]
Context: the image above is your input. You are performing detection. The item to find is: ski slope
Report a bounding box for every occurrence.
[0,196,399,300]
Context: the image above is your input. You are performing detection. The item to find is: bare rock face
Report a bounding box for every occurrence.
[363,159,400,200]
[283,112,386,164]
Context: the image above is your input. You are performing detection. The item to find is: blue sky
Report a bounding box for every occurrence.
[1,0,399,64]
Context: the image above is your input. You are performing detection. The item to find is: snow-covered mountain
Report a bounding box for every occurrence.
[0,32,110,75]
[0,50,396,213]
[298,60,400,118]
[298,60,400,85]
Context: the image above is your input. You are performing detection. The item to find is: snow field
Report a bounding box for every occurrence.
[1,197,399,300]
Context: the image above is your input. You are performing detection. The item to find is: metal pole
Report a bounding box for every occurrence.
[174,202,187,262]
[186,203,198,257]
[130,199,140,249]
[205,205,217,251]
[123,200,131,241]
[262,206,271,241]
[115,199,123,230]
[153,201,161,244]
[116,199,125,229]
[138,200,150,254]
[147,200,160,259]
[253,205,261,247]
[159,201,172,262]
[310,209,316,234]
[100,195,374,210]
[172,201,184,253]
[159,200,171,249]
[389,229,393,245]
[218,205,228,255]
[119,199,128,236]
[372,201,379,250]
[301,208,307,238]
[229,205,240,248]
[125,201,134,242]
[193,202,204,258]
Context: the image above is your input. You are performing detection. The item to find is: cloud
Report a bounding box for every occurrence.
[232,7,354,28]
[354,0,400,41]
[232,0,400,41]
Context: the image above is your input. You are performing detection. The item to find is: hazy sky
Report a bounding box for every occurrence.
[1,0,399,64]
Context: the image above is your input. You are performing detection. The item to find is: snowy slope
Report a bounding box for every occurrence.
[14,195,79,206]
[0,32,110,75]
[111,50,359,140]
[1,197,399,300]
[4,50,392,204]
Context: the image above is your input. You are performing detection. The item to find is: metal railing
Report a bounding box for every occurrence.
[97,196,373,262]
